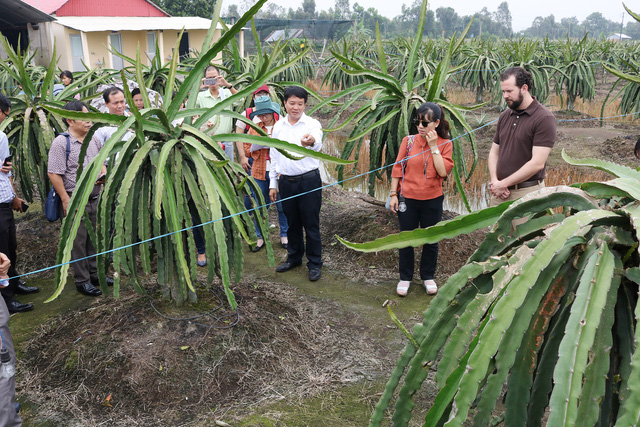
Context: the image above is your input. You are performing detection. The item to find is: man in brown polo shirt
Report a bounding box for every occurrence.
[489,67,556,212]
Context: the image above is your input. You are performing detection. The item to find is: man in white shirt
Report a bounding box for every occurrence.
[195,65,238,160]
[268,86,324,281]
[0,93,38,314]
[94,86,133,149]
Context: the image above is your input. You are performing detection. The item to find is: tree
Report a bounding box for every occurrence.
[582,12,609,37]
[494,1,512,36]
[256,3,286,19]
[526,14,558,38]
[436,7,459,37]
[155,0,213,18]
[424,10,436,37]
[226,4,239,18]
[624,20,640,39]
[560,16,580,38]
[334,0,350,19]
[302,0,316,18]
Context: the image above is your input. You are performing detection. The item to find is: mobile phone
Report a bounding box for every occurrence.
[21,201,29,212]
[203,78,217,86]
[3,155,12,166]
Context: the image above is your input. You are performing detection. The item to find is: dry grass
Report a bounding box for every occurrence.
[18,279,388,426]
[547,94,637,122]
[305,78,339,97]
[446,86,477,105]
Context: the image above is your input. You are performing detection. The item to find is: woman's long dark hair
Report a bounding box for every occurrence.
[60,70,74,84]
[416,102,450,139]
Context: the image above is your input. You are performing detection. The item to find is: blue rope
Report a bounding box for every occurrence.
[6,119,494,281]
[6,109,640,282]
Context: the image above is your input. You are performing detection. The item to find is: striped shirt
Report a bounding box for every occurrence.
[0,131,15,204]
[48,133,103,197]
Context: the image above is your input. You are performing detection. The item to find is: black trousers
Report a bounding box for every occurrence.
[279,169,322,270]
[0,206,19,302]
[397,195,443,281]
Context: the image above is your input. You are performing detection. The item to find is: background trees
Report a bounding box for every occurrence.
[221,1,634,40]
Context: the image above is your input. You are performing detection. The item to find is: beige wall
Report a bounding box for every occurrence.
[50,23,88,71]
[51,26,230,72]
[27,23,53,67]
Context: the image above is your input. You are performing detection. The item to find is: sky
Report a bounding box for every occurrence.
[226,0,630,32]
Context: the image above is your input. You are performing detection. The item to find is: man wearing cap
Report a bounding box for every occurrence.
[235,84,279,173]
[196,65,238,160]
[268,86,323,282]
[489,67,556,217]
[246,96,288,252]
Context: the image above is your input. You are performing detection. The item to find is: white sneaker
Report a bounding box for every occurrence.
[424,280,438,295]
[397,280,411,296]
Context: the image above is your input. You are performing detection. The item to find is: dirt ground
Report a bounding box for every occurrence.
[8,85,640,426]
[12,184,483,426]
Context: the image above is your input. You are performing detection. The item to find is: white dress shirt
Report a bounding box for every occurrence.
[0,131,15,204]
[269,113,323,189]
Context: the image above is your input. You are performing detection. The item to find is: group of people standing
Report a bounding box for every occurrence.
[388,66,556,296]
[1,65,558,302]
[192,67,324,280]
[0,64,557,424]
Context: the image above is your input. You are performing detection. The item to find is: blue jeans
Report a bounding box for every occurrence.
[222,141,234,161]
[248,171,288,239]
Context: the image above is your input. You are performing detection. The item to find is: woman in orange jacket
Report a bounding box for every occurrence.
[245,96,289,251]
[389,102,454,297]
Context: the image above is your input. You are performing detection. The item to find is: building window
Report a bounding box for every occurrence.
[147,32,157,64]
[69,34,84,71]
[109,33,124,70]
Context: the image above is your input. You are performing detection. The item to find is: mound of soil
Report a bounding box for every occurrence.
[20,280,387,425]
[15,206,61,276]
[319,185,486,283]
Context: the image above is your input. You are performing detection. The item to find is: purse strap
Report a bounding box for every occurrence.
[50,133,71,195]
[399,135,415,197]
[62,132,71,166]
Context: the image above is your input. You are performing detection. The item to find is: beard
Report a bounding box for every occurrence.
[506,91,524,110]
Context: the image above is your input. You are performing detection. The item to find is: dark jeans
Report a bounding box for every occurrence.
[71,197,99,285]
[397,195,443,281]
[279,169,322,270]
[249,171,288,239]
[0,206,19,302]
[191,211,206,255]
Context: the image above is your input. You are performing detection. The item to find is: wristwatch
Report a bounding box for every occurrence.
[432,148,440,155]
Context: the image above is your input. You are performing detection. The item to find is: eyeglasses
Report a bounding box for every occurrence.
[413,119,432,127]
